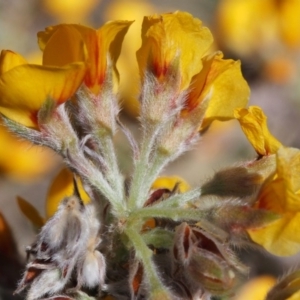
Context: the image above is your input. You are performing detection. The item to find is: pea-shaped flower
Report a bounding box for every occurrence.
[0,50,86,128]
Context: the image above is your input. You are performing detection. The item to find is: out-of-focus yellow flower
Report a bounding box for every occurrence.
[0,119,55,180]
[216,0,300,83]
[38,21,133,95]
[151,176,190,193]
[279,0,300,48]
[137,11,213,90]
[289,292,300,300]
[17,168,90,228]
[137,11,249,129]
[0,50,86,128]
[46,168,90,218]
[43,0,99,23]
[234,276,276,300]
[217,0,300,57]
[263,55,297,84]
[234,106,282,156]
[248,147,300,256]
[104,0,155,117]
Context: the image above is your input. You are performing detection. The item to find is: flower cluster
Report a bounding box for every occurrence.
[1,10,300,300]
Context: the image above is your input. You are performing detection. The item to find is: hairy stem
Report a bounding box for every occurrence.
[124,227,170,297]
[67,148,126,217]
[128,125,162,209]
[130,206,207,223]
[100,133,125,201]
[152,188,201,208]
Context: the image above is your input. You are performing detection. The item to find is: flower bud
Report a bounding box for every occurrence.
[195,202,280,247]
[172,223,245,295]
[187,246,236,295]
[201,166,263,198]
[78,249,106,289]
[37,194,85,257]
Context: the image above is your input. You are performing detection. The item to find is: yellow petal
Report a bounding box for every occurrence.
[255,175,288,214]
[258,147,300,212]
[275,150,300,211]
[234,276,276,300]
[0,62,86,127]
[152,176,190,193]
[288,291,300,300]
[79,21,133,94]
[277,147,300,195]
[248,212,300,256]
[46,168,90,218]
[0,50,27,75]
[185,52,249,128]
[17,196,45,228]
[39,22,132,95]
[234,106,282,156]
[251,148,300,256]
[38,25,87,67]
[136,11,213,90]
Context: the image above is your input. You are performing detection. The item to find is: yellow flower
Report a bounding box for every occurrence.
[216,0,300,57]
[234,106,282,156]
[263,55,297,84]
[137,11,249,128]
[234,276,276,300]
[38,21,133,95]
[248,147,300,256]
[279,0,300,48]
[43,0,99,23]
[151,176,190,193]
[0,50,86,128]
[17,168,90,228]
[137,11,213,90]
[0,118,55,180]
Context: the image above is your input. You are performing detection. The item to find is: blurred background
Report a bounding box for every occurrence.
[1,0,300,299]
